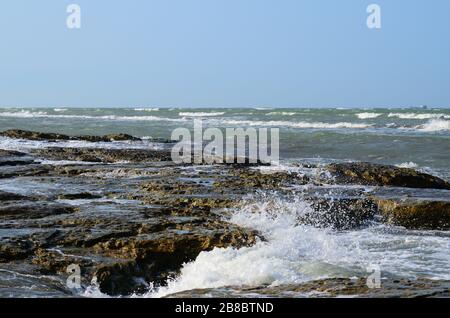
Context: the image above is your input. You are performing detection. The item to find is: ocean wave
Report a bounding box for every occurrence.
[53,108,68,112]
[0,111,185,122]
[134,108,160,112]
[266,112,296,116]
[388,113,450,120]
[356,112,382,119]
[396,162,418,169]
[0,136,165,152]
[416,119,450,131]
[179,112,225,117]
[212,119,372,129]
[146,193,450,297]
[0,110,48,118]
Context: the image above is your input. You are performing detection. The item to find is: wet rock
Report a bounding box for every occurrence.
[302,197,378,230]
[214,168,309,191]
[0,240,34,262]
[325,162,450,190]
[0,202,78,219]
[0,129,140,142]
[57,192,102,200]
[0,150,28,157]
[0,130,71,141]
[92,260,155,295]
[165,278,450,298]
[92,222,259,295]
[32,248,94,274]
[101,133,140,142]
[93,223,258,261]
[0,190,28,201]
[0,164,52,179]
[0,150,35,167]
[372,196,450,230]
[32,147,172,163]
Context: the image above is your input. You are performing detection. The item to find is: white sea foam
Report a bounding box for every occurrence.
[396,162,418,169]
[266,112,297,116]
[0,110,48,118]
[210,119,372,129]
[356,112,382,119]
[53,108,68,112]
[0,136,164,152]
[388,113,450,120]
[37,159,103,166]
[0,111,185,122]
[134,108,160,112]
[179,112,225,117]
[416,119,450,131]
[145,194,450,298]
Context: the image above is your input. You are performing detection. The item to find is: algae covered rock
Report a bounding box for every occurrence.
[325,162,450,190]
[373,196,450,230]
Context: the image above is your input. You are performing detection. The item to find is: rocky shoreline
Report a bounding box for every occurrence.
[1,130,449,297]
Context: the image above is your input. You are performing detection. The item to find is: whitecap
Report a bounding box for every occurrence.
[356,112,382,119]
[396,162,418,169]
[388,113,450,120]
[0,111,185,122]
[210,119,372,129]
[179,112,225,117]
[266,112,296,116]
[134,108,160,112]
[416,119,450,131]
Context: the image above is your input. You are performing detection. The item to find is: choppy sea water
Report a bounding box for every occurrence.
[0,107,449,298]
[1,107,449,170]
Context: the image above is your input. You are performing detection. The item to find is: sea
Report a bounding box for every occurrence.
[0,107,449,298]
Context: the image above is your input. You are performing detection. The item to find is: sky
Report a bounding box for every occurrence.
[0,0,449,108]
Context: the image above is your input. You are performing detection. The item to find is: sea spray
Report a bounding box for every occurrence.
[145,193,450,298]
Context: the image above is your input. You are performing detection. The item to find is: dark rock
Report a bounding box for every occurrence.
[373,196,450,230]
[101,133,140,142]
[214,168,309,191]
[32,147,172,163]
[92,223,259,295]
[0,190,28,201]
[31,248,94,274]
[0,130,71,141]
[302,197,378,229]
[57,192,102,200]
[0,164,52,179]
[325,162,450,190]
[0,149,35,167]
[0,202,78,219]
[0,129,141,142]
[0,150,28,157]
[165,278,450,298]
[0,240,34,263]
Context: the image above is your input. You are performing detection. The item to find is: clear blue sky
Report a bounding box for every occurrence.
[0,0,449,108]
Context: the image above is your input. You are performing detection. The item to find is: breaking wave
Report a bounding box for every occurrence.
[134,108,160,112]
[0,111,185,122]
[179,112,226,117]
[211,119,372,129]
[356,112,382,119]
[388,113,450,120]
[396,162,418,169]
[145,194,450,298]
[266,112,297,116]
[416,119,450,131]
